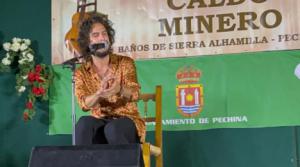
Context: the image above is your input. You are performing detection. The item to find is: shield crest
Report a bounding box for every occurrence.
[176,84,203,117]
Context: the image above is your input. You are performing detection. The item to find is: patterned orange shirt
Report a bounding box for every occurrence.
[74,54,145,142]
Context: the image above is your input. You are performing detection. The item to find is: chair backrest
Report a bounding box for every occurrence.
[138,85,163,167]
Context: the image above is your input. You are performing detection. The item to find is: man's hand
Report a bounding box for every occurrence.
[98,71,121,99]
[85,70,121,108]
[120,86,133,100]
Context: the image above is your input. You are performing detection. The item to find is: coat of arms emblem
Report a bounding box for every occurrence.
[176,66,204,117]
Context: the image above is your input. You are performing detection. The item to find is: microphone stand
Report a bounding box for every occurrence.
[62,57,81,146]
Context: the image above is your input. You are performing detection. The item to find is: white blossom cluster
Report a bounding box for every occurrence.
[1,38,34,93]
[1,37,33,66]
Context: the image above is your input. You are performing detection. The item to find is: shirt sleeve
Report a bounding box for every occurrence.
[74,69,91,111]
[121,57,140,101]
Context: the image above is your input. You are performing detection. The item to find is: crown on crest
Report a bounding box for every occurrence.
[176,66,201,84]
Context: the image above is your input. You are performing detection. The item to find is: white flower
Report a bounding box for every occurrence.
[2,57,11,65]
[3,42,11,51]
[22,75,28,80]
[18,59,26,64]
[18,86,26,93]
[22,51,27,56]
[20,43,28,51]
[23,39,31,46]
[11,42,20,52]
[12,37,21,43]
[6,53,10,58]
[26,53,34,62]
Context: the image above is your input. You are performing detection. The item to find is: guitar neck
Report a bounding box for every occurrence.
[77,0,97,13]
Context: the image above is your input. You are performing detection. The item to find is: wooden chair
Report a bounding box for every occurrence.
[139,85,163,167]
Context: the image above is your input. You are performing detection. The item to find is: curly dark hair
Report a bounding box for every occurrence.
[78,12,115,60]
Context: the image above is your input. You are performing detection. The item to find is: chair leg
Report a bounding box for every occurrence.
[142,143,151,167]
[156,154,163,167]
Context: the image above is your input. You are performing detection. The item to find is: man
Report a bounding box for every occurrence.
[74,12,145,146]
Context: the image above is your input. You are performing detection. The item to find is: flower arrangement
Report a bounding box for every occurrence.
[0,37,53,121]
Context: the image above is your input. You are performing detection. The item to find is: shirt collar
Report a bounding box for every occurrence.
[83,53,118,74]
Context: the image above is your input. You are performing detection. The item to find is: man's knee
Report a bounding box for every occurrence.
[104,117,137,143]
[76,116,96,131]
[105,118,135,133]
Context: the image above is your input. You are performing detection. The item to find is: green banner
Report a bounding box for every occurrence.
[49,50,300,134]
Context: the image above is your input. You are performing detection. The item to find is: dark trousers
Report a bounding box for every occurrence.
[75,116,144,166]
[75,116,139,145]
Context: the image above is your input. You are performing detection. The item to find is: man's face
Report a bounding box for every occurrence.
[89,23,111,58]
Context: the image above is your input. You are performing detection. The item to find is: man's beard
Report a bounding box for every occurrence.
[89,41,111,58]
[94,49,110,58]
